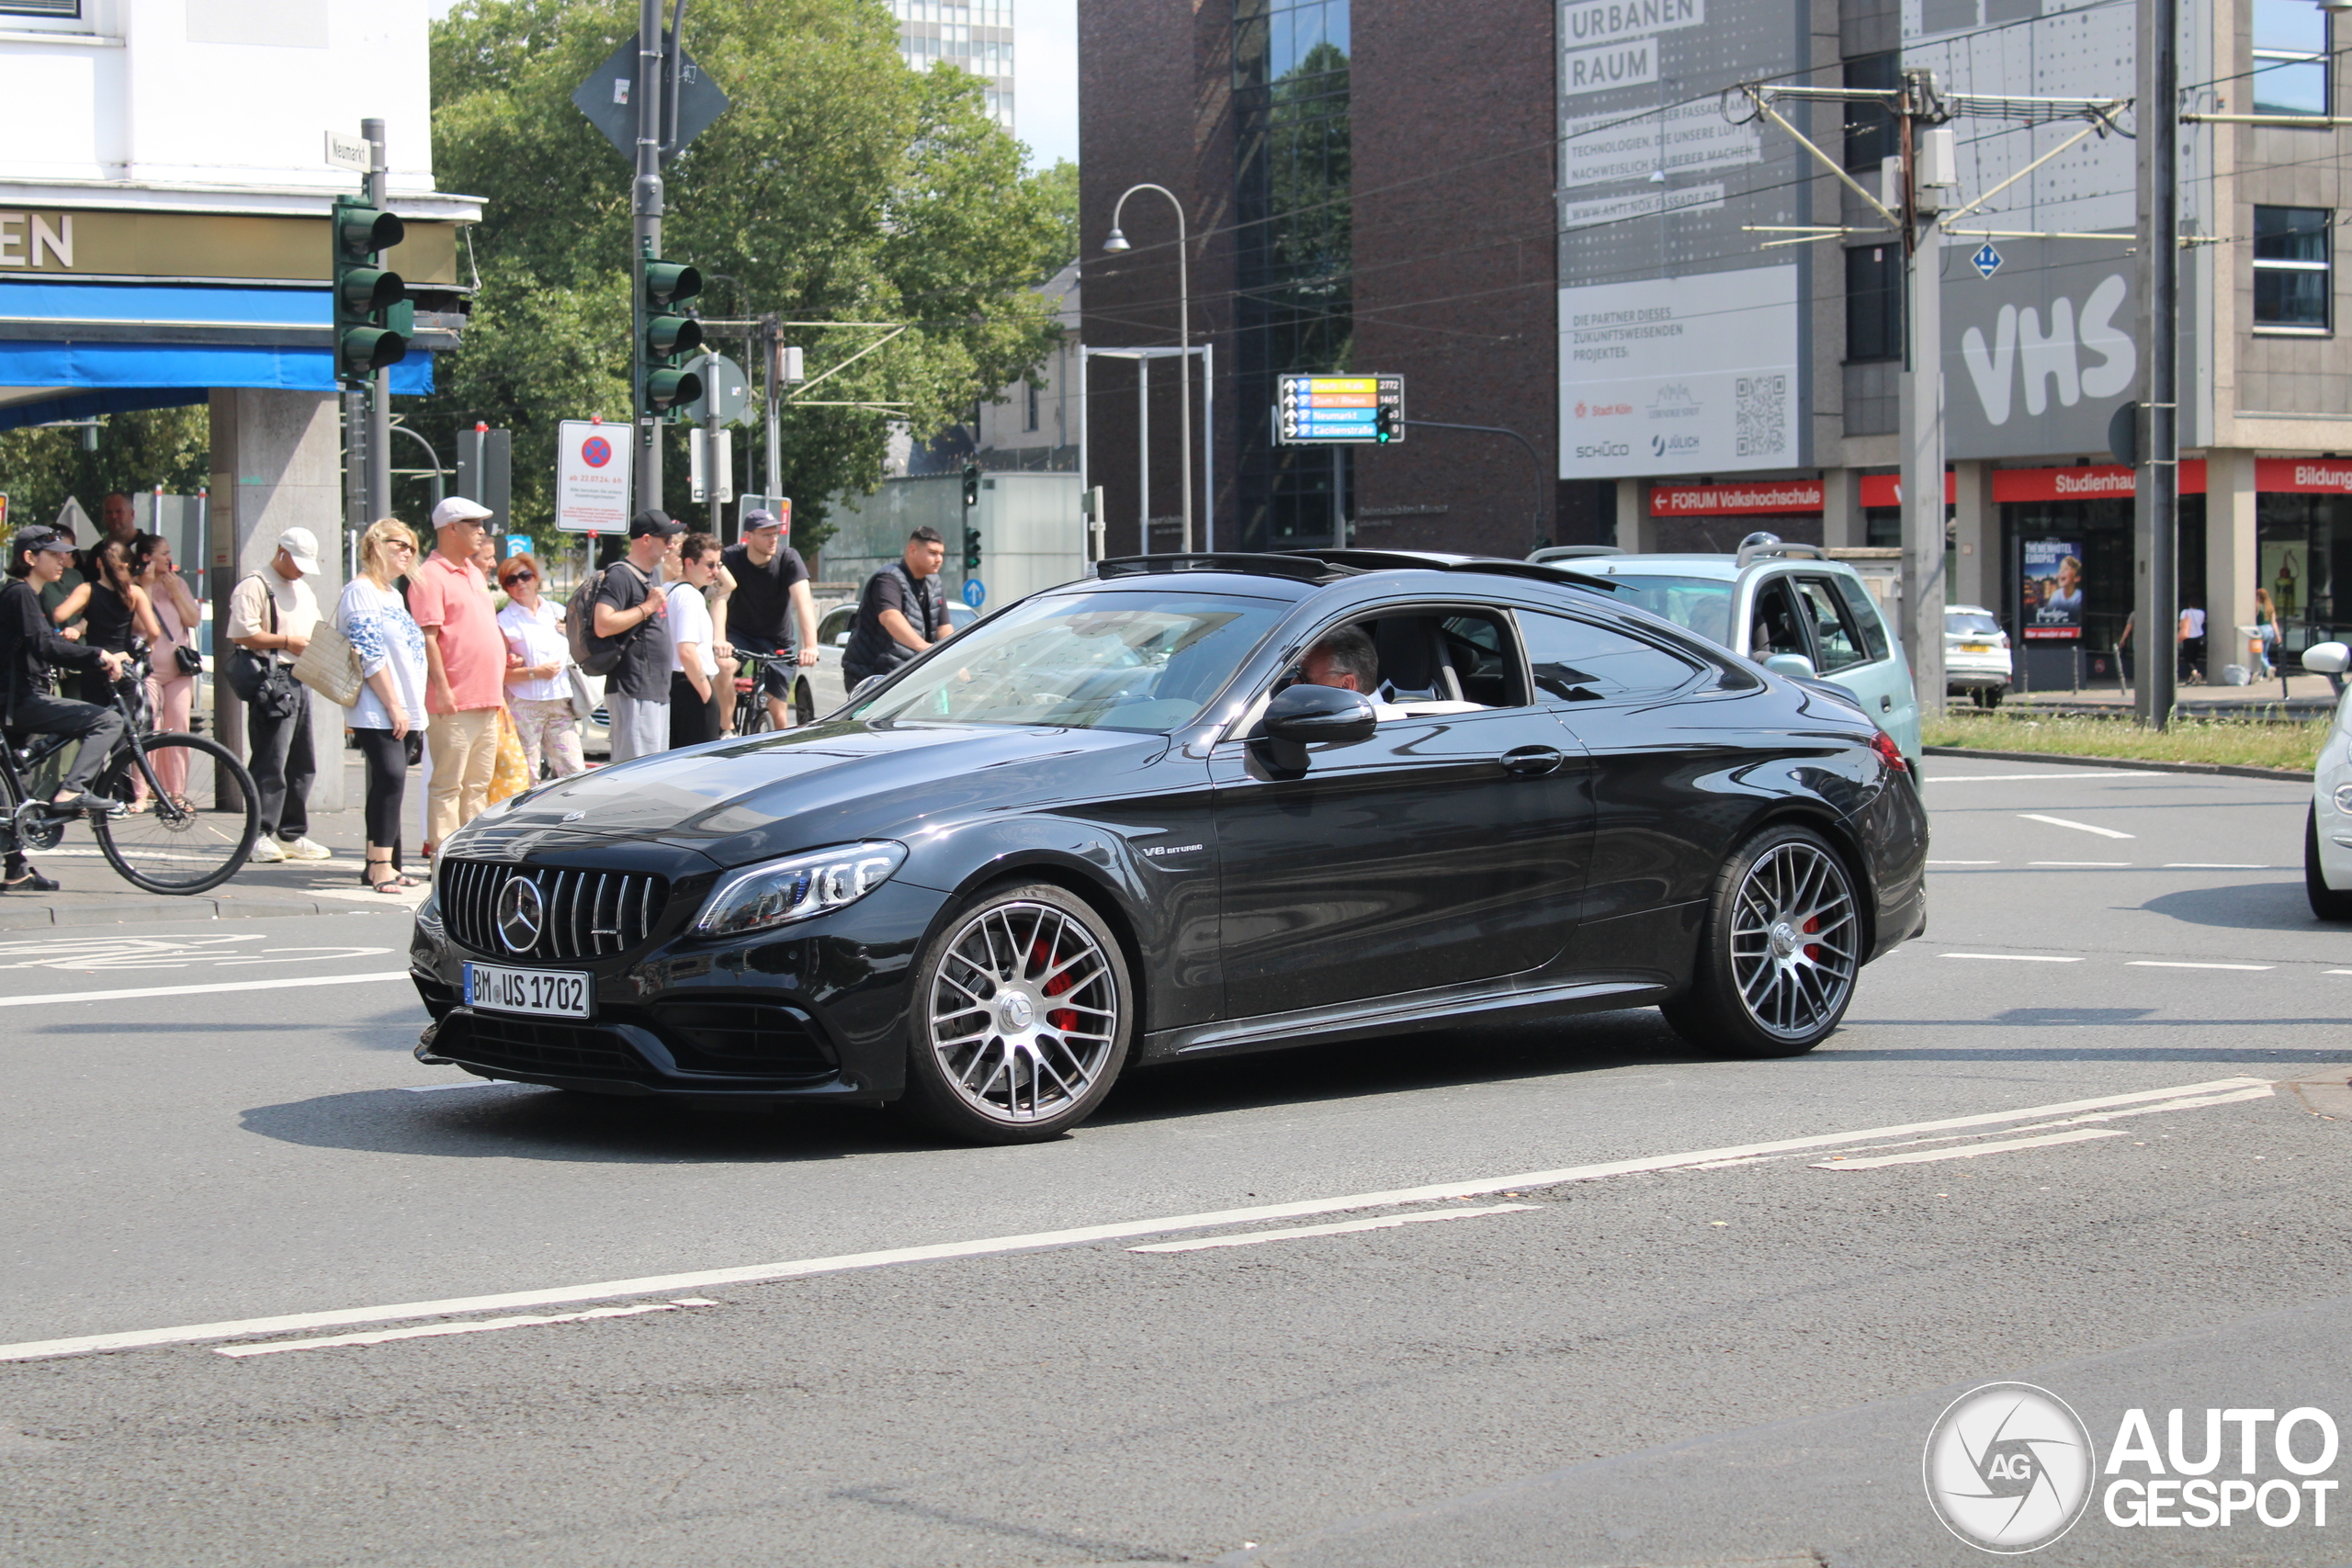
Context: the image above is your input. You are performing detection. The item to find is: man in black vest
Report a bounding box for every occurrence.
[842,526,952,692]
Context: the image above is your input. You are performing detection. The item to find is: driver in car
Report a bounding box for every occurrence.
[1297,626,1378,694]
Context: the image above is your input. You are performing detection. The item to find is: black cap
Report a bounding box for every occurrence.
[11,525,73,557]
[628,509,685,539]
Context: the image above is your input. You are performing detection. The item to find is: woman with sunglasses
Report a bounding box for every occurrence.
[337,518,430,892]
[494,552,583,780]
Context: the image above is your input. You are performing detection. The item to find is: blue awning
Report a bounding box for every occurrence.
[0,279,443,430]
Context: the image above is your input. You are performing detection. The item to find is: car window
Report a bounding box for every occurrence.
[1601,574,1736,649]
[1794,577,1868,673]
[1518,610,1702,703]
[852,591,1286,732]
[1947,611,2002,637]
[1278,608,1525,715]
[818,605,856,644]
[1836,578,1893,661]
[1749,578,1812,661]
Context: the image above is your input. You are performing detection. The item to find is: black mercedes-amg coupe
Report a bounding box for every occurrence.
[410,550,1928,1143]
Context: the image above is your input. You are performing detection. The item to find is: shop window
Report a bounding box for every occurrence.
[0,0,81,14]
[1846,245,1903,362]
[2254,206,2332,333]
[2252,0,2329,117]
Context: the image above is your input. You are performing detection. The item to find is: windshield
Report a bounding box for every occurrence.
[850,591,1287,732]
[1946,612,2002,637]
[1602,574,1736,649]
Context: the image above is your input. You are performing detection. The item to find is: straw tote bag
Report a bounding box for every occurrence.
[291,616,365,707]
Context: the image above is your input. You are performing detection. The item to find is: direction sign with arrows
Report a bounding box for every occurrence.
[1274,374,1405,445]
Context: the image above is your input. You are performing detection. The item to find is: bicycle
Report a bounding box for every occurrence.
[0,649,262,895]
[729,647,816,736]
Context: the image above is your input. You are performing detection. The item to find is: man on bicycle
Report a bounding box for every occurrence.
[717,509,818,730]
[3,525,129,891]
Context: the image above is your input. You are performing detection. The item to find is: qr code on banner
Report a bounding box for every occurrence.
[1736,374,1788,457]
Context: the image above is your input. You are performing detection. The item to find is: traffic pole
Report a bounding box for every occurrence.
[633,0,667,512]
[2133,0,2180,729]
[362,118,393,524]
[1897,73,1947,716]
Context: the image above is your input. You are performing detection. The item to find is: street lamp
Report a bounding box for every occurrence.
[1102,183,1193,554]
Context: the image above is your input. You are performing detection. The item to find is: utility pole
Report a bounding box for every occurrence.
[2134,0,2180,729]
[361,118,392,523]
[1896,71,1947,717]
[632,0,666,512]
[763,316,782,498]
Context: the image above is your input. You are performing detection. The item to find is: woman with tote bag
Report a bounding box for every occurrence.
[336,519,430,893]
[494,552,584,779]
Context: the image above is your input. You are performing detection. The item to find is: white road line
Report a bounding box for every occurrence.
[1129,1204,1538,1254]
[1813,1128,2128,1170]
[1939,953,2084,963]
[215,1299,718,1358]
[400,1081,513,1094]
[1928,860,2001,865]
[1697,1085,2277,1170]
[2165,863,2274,870]
[0,971,411,1010]
[2019,813,2136,840]
[1923,771,2165,782]
[2030,861,2133,867]
[0,1076,2269,1364]
[2128,960,2275,971]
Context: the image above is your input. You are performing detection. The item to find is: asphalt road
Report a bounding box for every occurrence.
[3,760,2348,1566]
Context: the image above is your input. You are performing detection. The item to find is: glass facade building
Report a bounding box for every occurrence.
[1231,0,1351,549]
[889,0,1014,127]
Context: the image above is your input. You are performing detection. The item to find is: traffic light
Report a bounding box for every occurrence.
[331,195,409,386]
[962,526,982,573]
[637,255,706,419]
[1374,405,1400,444]
[961,461,981,508]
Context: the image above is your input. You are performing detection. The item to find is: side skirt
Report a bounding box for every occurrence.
[1139,976,1668,1065]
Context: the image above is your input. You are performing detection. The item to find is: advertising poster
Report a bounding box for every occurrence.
[2020,538,2085,640]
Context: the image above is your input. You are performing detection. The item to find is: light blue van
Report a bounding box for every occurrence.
[1532,539,1923,765]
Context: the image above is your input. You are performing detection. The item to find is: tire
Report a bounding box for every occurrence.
[738,687,773,737]
[2306,807,2352,920]
[899,883,1134,1144]
[1984,686,2005,708]
[1662,823,1862,1058]
[792,674,817,728]
[91,733,260,895]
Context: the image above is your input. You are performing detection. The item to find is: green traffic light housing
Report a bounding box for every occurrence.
[645,314,704,359]
[330,195,409,388]
[644,367,706,413]
[337,265,405,314]
[336,325,408,378]
[644,260,702,307]
[335,203,404,260]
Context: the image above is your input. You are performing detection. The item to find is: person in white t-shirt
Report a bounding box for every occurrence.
[495,553,583,778]
[667,534,721,750]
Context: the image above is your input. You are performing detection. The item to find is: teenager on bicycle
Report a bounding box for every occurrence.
[717,508,818,730]
[3,525,130,891]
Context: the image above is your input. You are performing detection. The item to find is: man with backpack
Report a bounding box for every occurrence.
[584,511,684,761]
[842,526,953,693]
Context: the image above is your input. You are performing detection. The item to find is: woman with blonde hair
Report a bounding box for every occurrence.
[336,518,430,892]
[496,551,583,778]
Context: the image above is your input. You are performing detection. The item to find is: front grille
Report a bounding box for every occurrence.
[440,859,670,961]
[657,1001,837,1075]
[438,1011,644,1077]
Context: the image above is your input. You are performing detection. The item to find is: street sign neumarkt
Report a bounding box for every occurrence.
[571,37,731,164]
[1274,374,1405,446]
[323,130,370,174]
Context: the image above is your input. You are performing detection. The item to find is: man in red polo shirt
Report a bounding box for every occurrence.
[408,496,505,854]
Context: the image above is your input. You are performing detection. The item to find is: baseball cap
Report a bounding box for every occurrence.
[275,527,322,575]
[11,525,73,557]
[743,509,784,532]
[628,509,685,539]
[433,495,495,530]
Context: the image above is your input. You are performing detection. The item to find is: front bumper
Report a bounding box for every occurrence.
[410,878,950,1102]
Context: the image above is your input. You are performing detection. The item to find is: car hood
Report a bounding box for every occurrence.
[454,717,1176,871]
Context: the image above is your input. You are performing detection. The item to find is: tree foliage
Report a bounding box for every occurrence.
[422,0,1070,555]
[0,406,211,538]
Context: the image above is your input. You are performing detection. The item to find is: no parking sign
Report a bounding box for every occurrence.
[555,420,633,533]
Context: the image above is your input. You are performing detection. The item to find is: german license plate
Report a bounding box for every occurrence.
[465,963,591,1019]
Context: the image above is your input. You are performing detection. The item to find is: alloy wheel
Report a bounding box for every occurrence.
[1727,840,1859,1041]
[926,899,1121,1124]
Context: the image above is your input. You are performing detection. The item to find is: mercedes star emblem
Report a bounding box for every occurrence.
[496,874,546,953]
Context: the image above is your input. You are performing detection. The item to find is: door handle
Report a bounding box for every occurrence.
[1881,695,1894,712]
[1501,746,1565,777]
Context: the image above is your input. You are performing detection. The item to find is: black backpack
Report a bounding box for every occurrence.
[566,559,646,677]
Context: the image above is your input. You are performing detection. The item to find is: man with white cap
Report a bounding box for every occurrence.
[409,495,505,853]
[227,526,333,862]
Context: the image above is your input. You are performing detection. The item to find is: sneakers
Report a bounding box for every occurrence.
[278,836,334,861]
[248,837,287,863]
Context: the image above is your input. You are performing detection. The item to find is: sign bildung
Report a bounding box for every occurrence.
[2020,538,2085,641]
[555,421,633,534]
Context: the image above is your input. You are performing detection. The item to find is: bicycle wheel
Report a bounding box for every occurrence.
[92,732,261,895]
[738,679,773,736]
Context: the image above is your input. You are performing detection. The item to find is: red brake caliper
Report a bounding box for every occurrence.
[1033,941,1079,1032]
[1803,916,1822,961]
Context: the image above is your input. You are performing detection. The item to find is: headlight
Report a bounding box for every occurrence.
[694,841,908,939]
[2335,784,2352,816]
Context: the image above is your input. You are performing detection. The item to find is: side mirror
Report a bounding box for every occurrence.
[1762,652,1817,680]
[849,675,885,700]
[2303,641,2350,676]
[1261,682,1379,746]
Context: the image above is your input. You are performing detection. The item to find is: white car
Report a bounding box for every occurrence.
[1945,604,2014,707]
[2302,641,2352,919]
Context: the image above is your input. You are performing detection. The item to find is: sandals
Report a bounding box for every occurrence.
[362,864,420,893]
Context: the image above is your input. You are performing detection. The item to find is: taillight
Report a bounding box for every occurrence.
[1871,728,1910,774]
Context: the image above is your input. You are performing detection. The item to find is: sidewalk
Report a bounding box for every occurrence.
[2,753,428,931]
[2004,671,2339,720]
